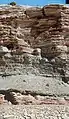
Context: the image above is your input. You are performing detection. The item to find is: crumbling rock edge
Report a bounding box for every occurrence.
[0,89,69,105]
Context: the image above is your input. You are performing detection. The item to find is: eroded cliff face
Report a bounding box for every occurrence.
[0,4,69,103]
[0,5,68,57]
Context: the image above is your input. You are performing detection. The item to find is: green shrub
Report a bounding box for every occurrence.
[9,1,16,6]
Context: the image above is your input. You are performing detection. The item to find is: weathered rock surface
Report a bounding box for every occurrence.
[0,4,69,104]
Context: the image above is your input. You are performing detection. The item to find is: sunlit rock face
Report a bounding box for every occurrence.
[0,4,69,97]
[0,4,68,58]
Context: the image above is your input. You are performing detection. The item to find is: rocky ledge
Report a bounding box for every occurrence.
[0,4,69,104]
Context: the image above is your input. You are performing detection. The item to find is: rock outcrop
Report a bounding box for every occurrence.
[0,4,69,102]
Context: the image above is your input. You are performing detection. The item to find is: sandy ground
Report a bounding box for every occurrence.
[0,104,69,119]
[0,74,69,96]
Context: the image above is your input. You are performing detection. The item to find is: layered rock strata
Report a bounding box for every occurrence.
[0,4,69,103]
